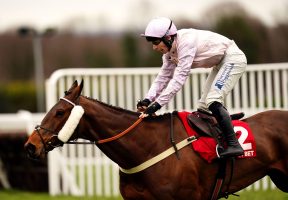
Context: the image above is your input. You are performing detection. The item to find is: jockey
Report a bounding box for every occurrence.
[137,17,246,158]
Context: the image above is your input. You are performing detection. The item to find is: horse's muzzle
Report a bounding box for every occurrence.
[24,142,39,159]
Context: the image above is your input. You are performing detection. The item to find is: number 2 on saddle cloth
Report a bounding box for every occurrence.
[177,111,257,163]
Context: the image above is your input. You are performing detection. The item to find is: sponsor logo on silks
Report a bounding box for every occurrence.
[215,63,234,90]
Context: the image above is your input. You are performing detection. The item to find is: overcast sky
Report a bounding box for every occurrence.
[0,0,287,33]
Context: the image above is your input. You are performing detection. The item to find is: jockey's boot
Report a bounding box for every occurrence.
[208,102,244,158]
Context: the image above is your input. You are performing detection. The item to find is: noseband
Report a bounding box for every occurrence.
[35,125,64,154]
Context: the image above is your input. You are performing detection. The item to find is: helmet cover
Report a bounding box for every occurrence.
[141,17,177,38]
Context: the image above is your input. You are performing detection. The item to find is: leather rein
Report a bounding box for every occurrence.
[97,118,143,144]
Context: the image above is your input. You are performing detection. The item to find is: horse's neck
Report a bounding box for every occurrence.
[79,97,144,167]
[80,96,138,138]
[78,96,174,169]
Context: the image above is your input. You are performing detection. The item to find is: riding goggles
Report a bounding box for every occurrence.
[146,36,162,45]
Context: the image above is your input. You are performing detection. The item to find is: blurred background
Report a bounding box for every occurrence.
[0,0,287,113]
[0,0,288,199]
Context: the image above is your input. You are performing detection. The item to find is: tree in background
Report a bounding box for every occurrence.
[269,23,288,63]
[0,2,287,112]
[122,32,140,67]
[203,2,272,64]
[0,34,34,81]
[214,15,263,63]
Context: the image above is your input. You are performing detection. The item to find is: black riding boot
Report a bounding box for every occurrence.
[208,102,244,158]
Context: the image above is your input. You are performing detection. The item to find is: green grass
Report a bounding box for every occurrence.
[0,189,287,200]
[220,189,288,200]
[0,190,123,200]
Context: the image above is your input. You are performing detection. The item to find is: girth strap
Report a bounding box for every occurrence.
[210,159,227,200]
[170,113,180,159]
[210,158,238,200]
[119,136,197,174]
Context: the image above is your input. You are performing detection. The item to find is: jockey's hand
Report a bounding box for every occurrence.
[139,102,161,118]
[136,98,151,112]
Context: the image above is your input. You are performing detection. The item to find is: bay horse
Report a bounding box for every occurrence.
[24,80,288,200]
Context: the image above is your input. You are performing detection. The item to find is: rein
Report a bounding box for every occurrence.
[60,97,143,144]
[97,118,143,144]
[66,118,143,144]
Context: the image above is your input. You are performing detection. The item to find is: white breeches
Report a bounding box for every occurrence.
[198,43,247,112]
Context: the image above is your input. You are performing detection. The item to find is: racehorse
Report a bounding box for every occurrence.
[24,80,288,200]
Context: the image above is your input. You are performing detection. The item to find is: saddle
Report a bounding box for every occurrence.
[187,109,245,139]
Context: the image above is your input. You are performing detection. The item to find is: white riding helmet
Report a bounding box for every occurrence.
[141,17,177,38]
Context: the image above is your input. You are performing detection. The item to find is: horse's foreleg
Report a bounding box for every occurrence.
[269,160,288,192]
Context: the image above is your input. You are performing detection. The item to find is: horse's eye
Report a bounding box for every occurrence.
[56,110,65,117]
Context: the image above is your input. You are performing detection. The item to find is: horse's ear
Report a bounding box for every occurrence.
[79,79,84,94]
[72,80,78,88]
[76,79,84,98]
[65,80,82,97]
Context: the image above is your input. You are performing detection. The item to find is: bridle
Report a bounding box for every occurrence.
[35,96,143,154]
[35,125,64,154]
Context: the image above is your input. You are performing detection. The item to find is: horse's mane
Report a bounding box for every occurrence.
[81,95,173,120]
[82,95,137,115]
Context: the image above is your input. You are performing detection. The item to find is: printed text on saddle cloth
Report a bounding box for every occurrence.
[195,120,256,162]
[233,121,255,158]
[177,112,256,163]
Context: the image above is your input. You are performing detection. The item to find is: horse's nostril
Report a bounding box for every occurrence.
[25,143,36,156]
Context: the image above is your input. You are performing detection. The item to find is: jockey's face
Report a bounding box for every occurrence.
[152,41,169,54]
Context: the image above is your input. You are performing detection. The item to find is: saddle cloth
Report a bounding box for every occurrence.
[178,111,256,163]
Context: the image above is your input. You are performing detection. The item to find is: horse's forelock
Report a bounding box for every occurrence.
[64,80,84,100]
[64,90,71,95]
